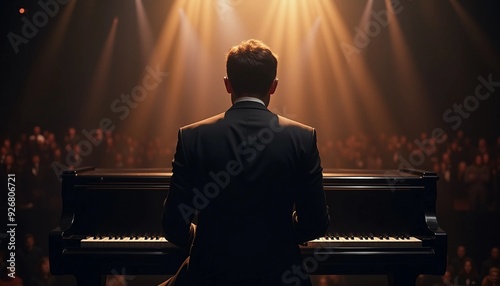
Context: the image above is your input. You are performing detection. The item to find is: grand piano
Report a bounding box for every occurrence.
[49,167,447,286]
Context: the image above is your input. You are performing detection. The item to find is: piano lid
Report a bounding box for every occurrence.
[61,167,437,188]
[322,168,436,178]
[64,168,436,179]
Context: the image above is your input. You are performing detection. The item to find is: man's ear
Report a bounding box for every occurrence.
[269,79,278,95]
[224,77,233,93]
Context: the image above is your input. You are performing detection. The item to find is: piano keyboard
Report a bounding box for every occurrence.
[81,235,421,249]
[303,235,422,248]
[81,236,171,249]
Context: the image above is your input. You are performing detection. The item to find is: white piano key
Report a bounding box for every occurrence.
[304,235,422,248]
[81,236,172,248]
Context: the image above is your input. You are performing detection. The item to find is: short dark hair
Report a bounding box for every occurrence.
[226,39,278,97]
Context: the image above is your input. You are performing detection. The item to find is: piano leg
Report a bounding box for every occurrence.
[75,274,105,286]
[387,271,417,286]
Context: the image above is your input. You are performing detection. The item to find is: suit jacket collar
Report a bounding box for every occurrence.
[228,101,269,112]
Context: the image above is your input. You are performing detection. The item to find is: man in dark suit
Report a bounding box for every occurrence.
[162,39,330,286]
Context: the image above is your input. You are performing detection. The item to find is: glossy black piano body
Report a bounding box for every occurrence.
[49,167,447,285]
[300,169,447,285]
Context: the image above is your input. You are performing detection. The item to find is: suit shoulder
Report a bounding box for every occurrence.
[180,113,225,131]
[276,115,315,133]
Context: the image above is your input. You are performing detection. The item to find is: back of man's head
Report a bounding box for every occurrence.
[226,39,278,97]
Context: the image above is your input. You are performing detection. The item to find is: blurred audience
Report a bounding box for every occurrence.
[481,248,500,280]
[454,258,480,286]
[450,245,471,276]
[482,267,499,286]
[30,257,59,286]
[18,235,43,286]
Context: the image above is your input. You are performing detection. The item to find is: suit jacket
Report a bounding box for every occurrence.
[162,101,330,286]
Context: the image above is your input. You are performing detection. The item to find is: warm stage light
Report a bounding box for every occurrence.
[134,0,153,63]
[19,7,26,14]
